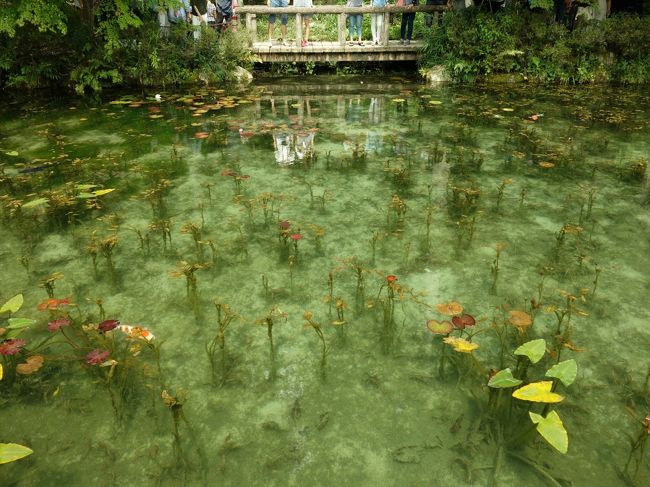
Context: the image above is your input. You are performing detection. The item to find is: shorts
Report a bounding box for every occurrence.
[269,0,289,25]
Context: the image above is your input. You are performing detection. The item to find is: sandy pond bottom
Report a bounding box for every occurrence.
[0,79,649,486]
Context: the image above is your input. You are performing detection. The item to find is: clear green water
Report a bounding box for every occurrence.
[1,79,649,487]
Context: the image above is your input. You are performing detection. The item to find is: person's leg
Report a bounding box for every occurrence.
[357,15,363,42]
[280,15,288,42]
[304,18,311,43]
[409,12,415,40]
[348,15,354,42]
[268,16,275,42]
[376,12,383,43]
[400,14,407,41]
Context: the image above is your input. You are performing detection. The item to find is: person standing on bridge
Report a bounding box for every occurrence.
[347,0,365,46]
[370,0,387,45]
[190,0,209,39]
[293,0,313,47]
[399,0,418,45]
[268,0,291,46]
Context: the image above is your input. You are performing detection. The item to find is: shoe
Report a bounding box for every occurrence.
[374,41,379,45]
[358,41,364,46]
[348,41,355,46]
[281,40,287,46]
[406,40,411,45]
[399,39,404,45]
[301,40,307,47]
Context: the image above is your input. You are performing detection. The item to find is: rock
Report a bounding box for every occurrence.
[232,66,253,84]
[421,66,450,84]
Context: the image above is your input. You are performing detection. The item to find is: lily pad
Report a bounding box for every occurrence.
[0,443,34,464]
[426,319,453,335]
[0,294,23,314]
[529,411,568,454]
[488,368,522,388]
[514,338,546,364]
[512,381,564,403]
[545,359,578,387]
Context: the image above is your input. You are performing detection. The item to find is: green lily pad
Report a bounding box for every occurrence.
[0,443,34,464]
[514,338,546,364]
[529,411,568,454]
[488,368,522,388]
[22,197,49,209]
[0,294,23,314]
[546,359,578,387]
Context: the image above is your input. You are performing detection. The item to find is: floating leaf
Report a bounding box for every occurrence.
[512,381,564,403]
[436,301,463,316]
[16,355,44,375]
[76,192,95,199]
[0,363,3,381]
[392,98,405,103]
[443,336,479,353]
[488,368,522,388]
[0,443,34,464]
[546,359,577,387]
[514,338,546,364]
[22,197,49,209]
[0,294,23,314]
[7,318,35,329]
[428,100,442,105]
[529,411,568,454]
[502,108,514,112]
[427,319,453,335]
[4,150,19,156]
[508,310,532,331]
[92,188,115,197]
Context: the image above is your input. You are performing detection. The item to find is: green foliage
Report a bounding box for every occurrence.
[421,7,650,84]
[0,3,253,93]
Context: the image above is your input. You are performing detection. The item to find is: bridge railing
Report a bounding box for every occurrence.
[236,5,451,46]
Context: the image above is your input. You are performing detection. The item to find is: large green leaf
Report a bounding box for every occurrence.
[0,443,34,464]
[0,294,23,314]
[546,359,578,387]
[512,381,564,403]
[529,411,568,454]
[514,339,546,364]
[488,368,523,388]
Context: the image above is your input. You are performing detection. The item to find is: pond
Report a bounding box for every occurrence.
[1,78,649,486]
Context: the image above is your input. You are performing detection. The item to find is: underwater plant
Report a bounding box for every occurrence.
[495,179,512,212]
[171,261,205,310]
[206,300,237,386]
[180,222,203,258]
[256,306,287,381]
[39,271,64,298]
[490,243,506,295]
[303,311,328,380]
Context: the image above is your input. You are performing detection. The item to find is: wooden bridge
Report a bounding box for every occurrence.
[237,5,450,62]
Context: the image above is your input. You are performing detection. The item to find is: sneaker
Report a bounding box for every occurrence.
[405,40,411,45]
[301,40,307,47]
[358,41,364,46]
[374,41,379,45]
[348,41,355,46]
[399,39,404,45]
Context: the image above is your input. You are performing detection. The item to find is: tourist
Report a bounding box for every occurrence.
[268,0,290,46]
[215,0,234,30]
[190,0,209,39]
[424,0,445,27]
[168,0,191,24]
[370,0,387,45]
[400,0,417,45]
[294,0,314,47]
[347,0,364,46]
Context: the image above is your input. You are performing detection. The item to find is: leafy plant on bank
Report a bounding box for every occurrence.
[421,7,650,84]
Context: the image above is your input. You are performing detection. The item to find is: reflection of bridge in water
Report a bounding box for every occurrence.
[237,5,450,62]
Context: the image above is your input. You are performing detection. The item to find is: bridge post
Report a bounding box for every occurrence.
[337,13,346,45]
[296,13,303,46]
[246,13,257,45]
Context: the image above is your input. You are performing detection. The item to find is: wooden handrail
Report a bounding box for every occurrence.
[237,5,450,14]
